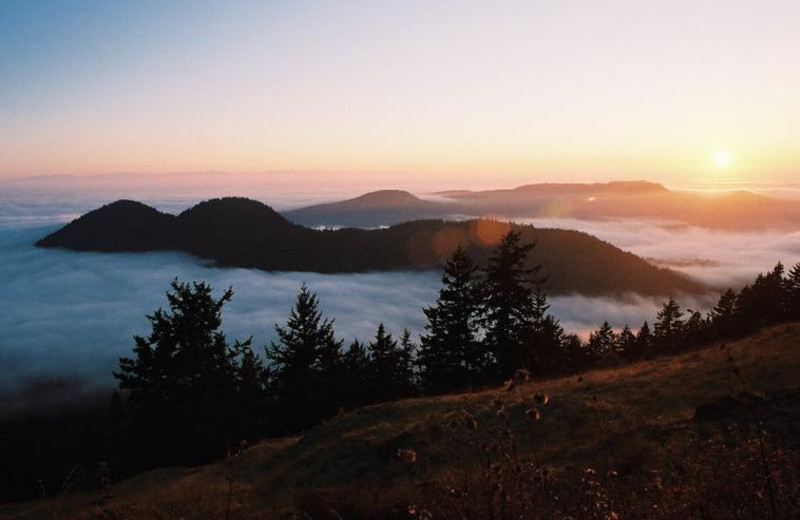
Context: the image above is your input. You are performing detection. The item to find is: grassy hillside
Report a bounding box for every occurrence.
[5,324,800,519]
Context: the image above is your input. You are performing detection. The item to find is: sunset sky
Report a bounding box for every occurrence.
[1,0,799,187]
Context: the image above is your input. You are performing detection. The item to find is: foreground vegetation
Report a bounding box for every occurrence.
[3,322,800,519]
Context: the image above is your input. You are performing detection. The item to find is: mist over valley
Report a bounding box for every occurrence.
[2,180,799,416]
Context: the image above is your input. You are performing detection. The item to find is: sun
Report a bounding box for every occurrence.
[713,150,732,169]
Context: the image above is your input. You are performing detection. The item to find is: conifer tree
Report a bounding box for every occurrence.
[266,283,343,431]
[479,230,544,379]
[683,310,710,346]
[398,329,419,394]
[618,324,638,362]
[523,285,566,373]
[636,321,654,360]
[785,263,800,320]
[418,246,483,393]
[367,324,414,401]
[709,288,741,338]
[737,263,786,332]
[114,279,251,466]
[341,339,371,407]
[653,298,685,353]
[587,321,617,360]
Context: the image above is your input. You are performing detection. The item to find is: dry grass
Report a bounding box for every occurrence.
[4,323,800,519]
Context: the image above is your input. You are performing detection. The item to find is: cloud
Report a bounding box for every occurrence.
[2,189,799,415]
[516,217,800,289]
[0,225,444,396]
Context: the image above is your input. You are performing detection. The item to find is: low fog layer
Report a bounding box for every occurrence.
[2,190,799,414]
[519,217,800,289]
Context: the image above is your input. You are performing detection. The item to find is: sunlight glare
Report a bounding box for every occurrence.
[713,151,732,169]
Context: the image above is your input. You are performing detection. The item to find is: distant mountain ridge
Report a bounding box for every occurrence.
[287,181,800,230]
[36,197,704,296]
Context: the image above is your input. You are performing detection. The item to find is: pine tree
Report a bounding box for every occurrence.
[653,298,685,353]
[737,263,786,331]
[266,283,343,431]
[418,246,483,393]
[618,324,638,363]
[479,230,544,379]
[636,321,653,360]
[367,324,414,401]
[587,321,617,360]
[709,288,741,339]
[398,329,419,395]
[558,333,590,372]
[786,263,800,320]
[114,279,251,466]
[523,285,566,373]
[341,339,371,407]
[683,310,710,346]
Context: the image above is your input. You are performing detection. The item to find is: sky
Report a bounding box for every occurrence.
[1,0,799,187]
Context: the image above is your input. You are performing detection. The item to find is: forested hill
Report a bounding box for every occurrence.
[36,197,705,296]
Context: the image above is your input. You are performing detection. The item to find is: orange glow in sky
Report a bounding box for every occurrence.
[1,1,799,187]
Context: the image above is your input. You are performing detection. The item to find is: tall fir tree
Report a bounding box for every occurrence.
[266,283,343,432]
[418,246,484,393]
[587,321,618,360]
[683,310,710,346]
[398,329,419,394]
[340,339,371,408]
[479,230,544,379]
[114,279,253,466]
[617,324,638,363]
[737,263,786,332]
[653,298,685,353]
[367,324,415,402]
[709,288,741,339]
[636,321,654,360]
[785,263,800,320]
[522,285,566,373]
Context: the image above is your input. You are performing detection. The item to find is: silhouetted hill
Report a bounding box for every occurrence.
[35,200,176,251]
[284,189,456,228]
[37,197,704,296]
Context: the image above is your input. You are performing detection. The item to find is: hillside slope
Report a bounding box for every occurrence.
[7,323,800,519]
[35,197,703,296]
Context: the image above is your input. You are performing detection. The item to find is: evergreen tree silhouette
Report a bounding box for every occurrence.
[737,263,786,332]
[523,285,566,373]
[636,321,653,360]
[266,283,343,432]
[114,279,253,466]
[341,339,371,407]
[683,309,710,347]
[785,263,800,320]
[398,329,419,394]
[653,298,685,353]
[587,321,617,360]
[618,324,638,362]
[479,230,544,379]
[418,246,484,393]
[367,324,414,401]
[709,288,741,339]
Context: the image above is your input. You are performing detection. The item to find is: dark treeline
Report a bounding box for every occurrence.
[3,233,800,503]
[583,262,800,364]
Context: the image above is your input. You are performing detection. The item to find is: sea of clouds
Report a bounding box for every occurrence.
[1,185,799,415]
